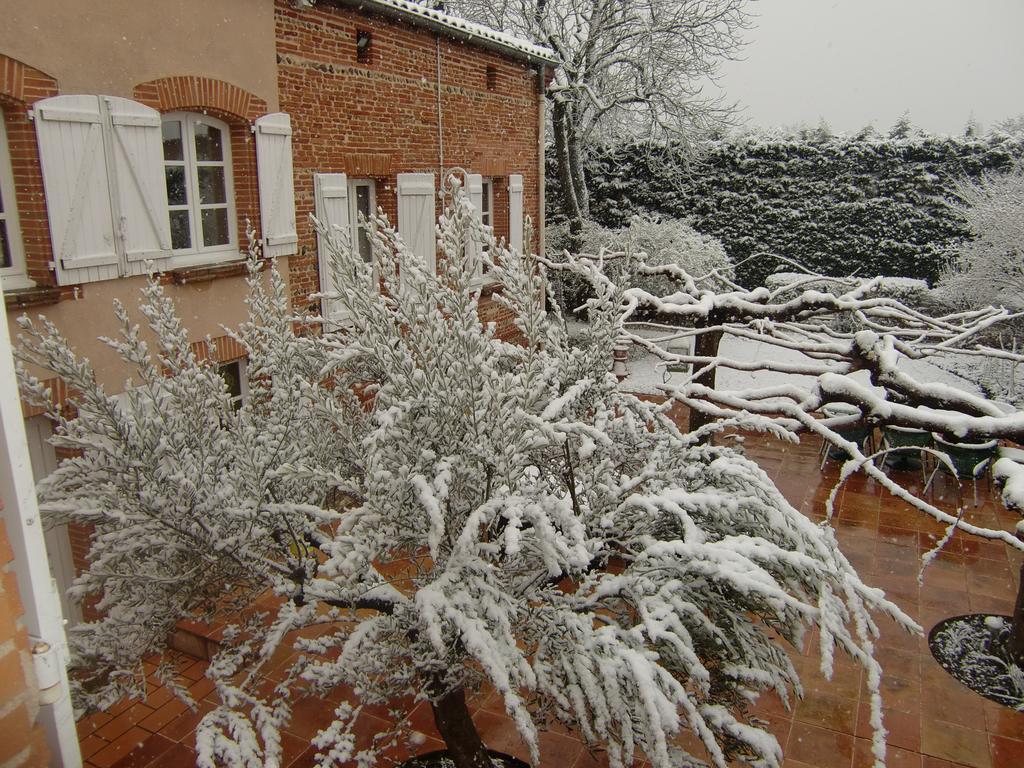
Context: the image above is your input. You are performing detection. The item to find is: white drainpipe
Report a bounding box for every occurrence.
[0,284,81,768]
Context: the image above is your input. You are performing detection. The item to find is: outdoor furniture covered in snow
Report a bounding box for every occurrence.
[818,402,875,469]
[665,337,693,378]
[924,434,999,507]
[880,425,932,484]
[993,446,1024,513]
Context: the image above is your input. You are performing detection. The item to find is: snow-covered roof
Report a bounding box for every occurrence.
[318,0,558,65]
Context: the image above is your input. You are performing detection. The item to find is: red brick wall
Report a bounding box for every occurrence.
[0,519,49,767]
[275,0,543,339]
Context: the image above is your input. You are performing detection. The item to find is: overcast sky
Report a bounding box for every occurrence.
[715,0,1024,135]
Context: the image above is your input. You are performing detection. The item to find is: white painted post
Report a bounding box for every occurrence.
[0,284,81,767]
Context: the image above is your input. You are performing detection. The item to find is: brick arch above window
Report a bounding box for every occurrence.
[0,53,58,107]
[132,76,267,124]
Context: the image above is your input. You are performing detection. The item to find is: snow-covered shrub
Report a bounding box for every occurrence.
[547,215,731,315]
[937,167,1024,310]
[20,188,913,768]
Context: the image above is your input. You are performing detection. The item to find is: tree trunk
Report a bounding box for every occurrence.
[564,106,589,220]
[1009,564,1024,666]
[431,685,492,768]
[552,99,586,252]
[687,327,724,437]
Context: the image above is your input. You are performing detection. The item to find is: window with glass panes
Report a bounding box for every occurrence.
[481,178,493,236]
[350,179,375,266]
[474,178,494,281]
[218,359,247,410]
[161,113,236,258]
[0,115,28,287]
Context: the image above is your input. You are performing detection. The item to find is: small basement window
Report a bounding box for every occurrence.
[218,359,247,410]
[486,66,497,91]
[356,30,372,64]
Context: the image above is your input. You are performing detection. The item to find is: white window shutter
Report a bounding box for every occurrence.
[33,95,120,284]
[508,174,524,253]
[466,173,483,273]
[105,96,172,275]
[313,172,350,324]
[467,174,483,212]
[255,112,298,258]
[397,172,436,271]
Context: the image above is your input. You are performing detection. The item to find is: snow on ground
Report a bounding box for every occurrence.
[617,332,982,399]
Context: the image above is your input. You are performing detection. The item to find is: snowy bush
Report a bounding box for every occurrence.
[18,188,915,768]
[569,129,1024,286]
[548,216,731,316]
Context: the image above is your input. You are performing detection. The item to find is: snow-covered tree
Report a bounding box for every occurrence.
[18,189,915,768]
[994,114,1024,137]
[938,166,1024,310]
[444,0,751,238]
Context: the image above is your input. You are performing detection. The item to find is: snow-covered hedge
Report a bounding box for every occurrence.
[566,131,1024,287]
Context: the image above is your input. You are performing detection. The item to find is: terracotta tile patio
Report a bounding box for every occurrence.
[75,431,1024,768]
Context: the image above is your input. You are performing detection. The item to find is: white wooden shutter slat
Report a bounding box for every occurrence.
[397,172,436,271]
[255,113,298,257]
[37,106,101,124]
[110,113,161,128]
[34,95,120,284]
[508,174,524,253]
[106,97,172,272]
[314,172,350,323]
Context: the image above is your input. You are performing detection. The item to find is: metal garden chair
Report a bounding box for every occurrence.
[818,403,875,470]
[880,425,932,484]
[924,434,998,507]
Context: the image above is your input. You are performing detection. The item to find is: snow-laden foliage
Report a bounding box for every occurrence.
[16,259,360,714]
[548,215,732,315]
[22,189,918,768]
[937,166,1024,310]
[571,130,1024,286]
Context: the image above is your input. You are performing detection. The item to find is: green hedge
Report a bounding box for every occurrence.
[558,133,1024,286]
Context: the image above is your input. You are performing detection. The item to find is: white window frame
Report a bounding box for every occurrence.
[0,115,33,290]
[471,176,495,284]
[349,178,377,285]
[480,177,494,235]
[161,112,239,268]
[218,358,248,409]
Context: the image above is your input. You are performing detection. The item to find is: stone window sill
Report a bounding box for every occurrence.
[168,259,255,285]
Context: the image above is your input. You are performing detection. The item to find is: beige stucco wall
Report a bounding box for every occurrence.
[8,260,289,394]
[0,0,278,109]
